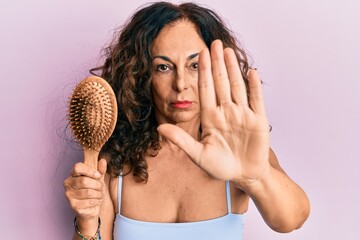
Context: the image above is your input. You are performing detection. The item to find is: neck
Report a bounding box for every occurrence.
[175,120,201,140]
[158,117,201,152]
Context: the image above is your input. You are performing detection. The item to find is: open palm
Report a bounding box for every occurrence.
[158,40,270,188]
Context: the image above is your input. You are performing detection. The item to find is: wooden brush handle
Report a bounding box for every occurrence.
[83,148,100,170]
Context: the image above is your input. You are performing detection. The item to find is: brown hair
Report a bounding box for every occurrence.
[92,1,250,183]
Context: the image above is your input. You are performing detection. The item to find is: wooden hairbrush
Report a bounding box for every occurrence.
[68,76,118,169]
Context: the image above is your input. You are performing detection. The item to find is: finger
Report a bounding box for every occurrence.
[75,206,100,218]
[210,40,231,105]
[98,158,107,181]
[223,48,248,106]
[248,69,266,115]
[157,124,203,165]
[71,162,102,179]
[66,188,103,200]
[198,47,216,109]
[70,198,102,212]
[68,176,104,191]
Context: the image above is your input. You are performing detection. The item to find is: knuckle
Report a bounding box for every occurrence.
[63,179,69,189]
[83,189,91,198]
[73,162,85,175]
[69,200,78,210]
[73,163,81,172]
[77,208,85,215]
[88,199,95,206]
[79,177,88,187]
[64,178,76,190]
[90,199,100,206]
[64,190,72,200]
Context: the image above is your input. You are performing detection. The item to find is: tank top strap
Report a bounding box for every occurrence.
[225,181,232,213]
[117,175,123,214]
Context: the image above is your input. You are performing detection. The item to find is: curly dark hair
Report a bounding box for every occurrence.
[91,1,251,183]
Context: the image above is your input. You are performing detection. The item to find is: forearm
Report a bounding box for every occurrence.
[242,165,310,232]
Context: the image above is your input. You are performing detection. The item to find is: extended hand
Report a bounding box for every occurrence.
[157,40,270,189]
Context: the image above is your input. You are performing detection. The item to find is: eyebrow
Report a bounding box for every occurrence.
[152,53,199,63]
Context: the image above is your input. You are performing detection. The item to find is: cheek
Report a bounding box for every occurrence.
[151,82,166,106]
[191,82,200,99]
[152,89,161,103]
[151,77,172,98]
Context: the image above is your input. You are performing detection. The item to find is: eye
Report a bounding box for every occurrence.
[187,62,199,71]
[155,64,173,72]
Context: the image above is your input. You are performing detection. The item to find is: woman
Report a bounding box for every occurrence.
[64,2,310,239]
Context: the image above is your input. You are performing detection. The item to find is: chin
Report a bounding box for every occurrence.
[169,111,200,124]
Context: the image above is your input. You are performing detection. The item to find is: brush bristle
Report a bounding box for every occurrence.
[68,76,118,151]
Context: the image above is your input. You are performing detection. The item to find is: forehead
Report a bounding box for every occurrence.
[151,20,206,58]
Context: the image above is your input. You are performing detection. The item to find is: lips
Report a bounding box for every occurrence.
[172,100,192,109]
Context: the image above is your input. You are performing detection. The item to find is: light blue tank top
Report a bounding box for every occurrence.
[113,176,245,240]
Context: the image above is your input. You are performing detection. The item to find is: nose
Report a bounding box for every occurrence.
[173,68,188,92]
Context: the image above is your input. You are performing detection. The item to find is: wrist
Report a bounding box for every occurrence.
[233,163,273,195]
[74,216,101,239]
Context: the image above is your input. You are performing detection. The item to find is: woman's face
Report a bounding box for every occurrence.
[151,20,207,125]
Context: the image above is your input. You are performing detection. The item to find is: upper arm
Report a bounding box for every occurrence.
[99,173,115,239]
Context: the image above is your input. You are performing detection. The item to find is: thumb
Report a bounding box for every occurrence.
[157,124,203,164]
[98,158,107,180]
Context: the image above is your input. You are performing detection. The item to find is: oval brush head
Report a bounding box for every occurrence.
[68,76,118,169]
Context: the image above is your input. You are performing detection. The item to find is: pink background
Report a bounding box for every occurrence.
[1,0,359,239]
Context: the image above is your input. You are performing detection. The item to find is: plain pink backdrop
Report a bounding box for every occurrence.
[1,0,359,239]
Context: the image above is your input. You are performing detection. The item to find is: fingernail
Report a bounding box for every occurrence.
[247,67,257,76]
[94,171,101,178]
